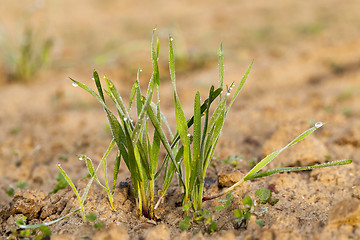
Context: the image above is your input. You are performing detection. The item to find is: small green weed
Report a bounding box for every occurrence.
[5,185,15,197]
[255,188,279,205]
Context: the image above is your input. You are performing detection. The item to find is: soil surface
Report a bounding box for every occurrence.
[1,0,359,239]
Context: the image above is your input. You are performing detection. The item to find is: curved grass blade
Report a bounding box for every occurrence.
[57,164,85,221]
[17,209,80,229]
[245,159,352,180]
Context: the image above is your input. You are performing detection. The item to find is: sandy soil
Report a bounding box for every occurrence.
[0,0,359,239]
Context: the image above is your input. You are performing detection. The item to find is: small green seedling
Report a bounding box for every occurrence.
[50,172,69,194]
[86,212,105,231]
[233,195,253,229]
[255,188,279,205]
[5,185,15,197]
[179,215,192,231]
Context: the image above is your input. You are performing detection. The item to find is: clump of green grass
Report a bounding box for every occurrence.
[0,26,53,82]
[16,29,352,232]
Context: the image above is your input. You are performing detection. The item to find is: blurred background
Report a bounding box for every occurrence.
[0,0,359,197]
[1,0,359,81]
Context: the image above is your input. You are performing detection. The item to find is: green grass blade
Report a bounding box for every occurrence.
[193,92,201,182]
[123,123,141,183]
[218,41,224,91]
[245,159,352,180]
[128,70,140,111]
[169,35,176,90]
[93,70,105,102]
[151,31,160,86]
[112,150,121,194]
[246,124,322,178]
[150,119,161,177]
[80,155,106,190]
[57,164,85,221]
[132,89,153,145]
[174,93,191,194]
[17,209,80,229]
[226,61,253,114]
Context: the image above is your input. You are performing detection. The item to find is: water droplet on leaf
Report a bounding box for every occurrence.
[315,122,324,128]
[72,82,78,87]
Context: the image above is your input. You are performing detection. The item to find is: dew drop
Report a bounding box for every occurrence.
[91,77,95,81]
[139,68,143,72]
[170,37,174,41]
[226,92,230,96]
[123,117,128,121]
[187,133,191,137]
[78,156,85,161]
[315,122,324,128]
[72,82,78,87]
